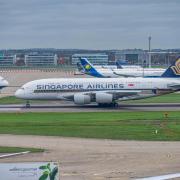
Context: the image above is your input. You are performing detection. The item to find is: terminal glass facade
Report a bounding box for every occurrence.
[0,55,15,66]
[25,55,57,67]
[72,54,108,65]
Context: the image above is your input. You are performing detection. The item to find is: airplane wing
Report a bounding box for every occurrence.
[99,90,141,98]
[167,83,180,90]
[135,173,180,180]
[112,70,138,77]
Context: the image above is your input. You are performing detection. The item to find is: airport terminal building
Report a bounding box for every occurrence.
[72,53,108,65]
[25,54,58,67]
[113,49,148,65]
[0,55,16,67]
[0,49,179,67]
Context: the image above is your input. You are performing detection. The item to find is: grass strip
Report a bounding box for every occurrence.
[0,146,44,153]
[0,112,179,140]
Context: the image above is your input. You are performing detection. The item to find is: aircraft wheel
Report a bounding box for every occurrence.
[113,102,119,108]
[25,101,31,108]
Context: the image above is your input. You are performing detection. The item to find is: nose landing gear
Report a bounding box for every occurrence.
[25,101,31,108]
[113,102,119,108]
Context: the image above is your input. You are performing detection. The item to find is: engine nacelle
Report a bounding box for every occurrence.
[96,93,113,103]
[74,93,91,105]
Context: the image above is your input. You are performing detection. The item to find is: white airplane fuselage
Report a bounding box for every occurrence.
[94,68,165,77]
[15,78,179,104]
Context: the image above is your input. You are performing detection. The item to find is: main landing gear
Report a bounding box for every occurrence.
[25,100,31,108]
[98,102,119,108]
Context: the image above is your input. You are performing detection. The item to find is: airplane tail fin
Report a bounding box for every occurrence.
[115,61,123,69]
[80,58,104,77]
[115,59,127,69]
[161,57,180,78]
[77,62,84,72]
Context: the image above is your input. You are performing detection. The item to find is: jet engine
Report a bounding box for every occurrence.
[74,93,91,105]
[95,92,113,103]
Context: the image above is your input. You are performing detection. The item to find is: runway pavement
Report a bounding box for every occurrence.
[0,102,179,112]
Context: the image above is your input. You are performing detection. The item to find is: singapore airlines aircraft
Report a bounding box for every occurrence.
[0,76,8,89]
[15,57,180,107]
[79,58,166,78]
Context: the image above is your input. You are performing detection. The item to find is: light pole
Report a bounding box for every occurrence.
[148,36,151,68]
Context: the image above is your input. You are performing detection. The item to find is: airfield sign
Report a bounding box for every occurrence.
[0,162,59,180]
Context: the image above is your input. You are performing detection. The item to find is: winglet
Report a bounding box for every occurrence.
[161,57,180,78]
[80,58,104,77]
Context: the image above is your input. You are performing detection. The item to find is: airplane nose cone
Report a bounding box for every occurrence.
[15,89,25,99]
[0,80,9,89]
[3,80,9,87]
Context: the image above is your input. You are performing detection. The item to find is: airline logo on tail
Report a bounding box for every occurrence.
[85,64,91,70]
[171,58,180,75]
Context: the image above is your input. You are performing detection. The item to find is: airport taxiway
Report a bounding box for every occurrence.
[0,102,179,112]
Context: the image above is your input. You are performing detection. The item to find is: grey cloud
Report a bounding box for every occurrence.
[0,0,179,49]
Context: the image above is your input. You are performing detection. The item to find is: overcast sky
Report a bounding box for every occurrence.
[0,0,179,49]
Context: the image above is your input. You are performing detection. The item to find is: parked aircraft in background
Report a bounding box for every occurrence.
[116,59,142,69]
[79,58,166,78]
[0,76,8,89]
[15,57,180,107]
[76,59,142,75]
[77,62,117,70]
